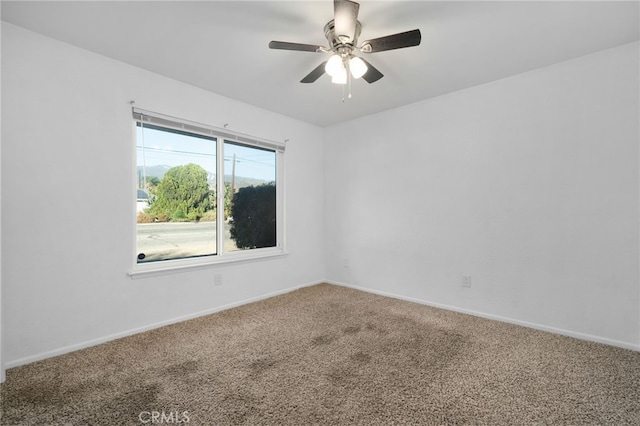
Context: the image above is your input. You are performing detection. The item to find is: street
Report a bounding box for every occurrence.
[136,221,237,262]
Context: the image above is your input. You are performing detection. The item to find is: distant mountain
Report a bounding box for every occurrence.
[226,175,271,189]
[137,165,269,189]
[138,165,172,181]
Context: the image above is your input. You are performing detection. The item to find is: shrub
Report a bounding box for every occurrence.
[137,212,154,223]
[155,213,170,223]
[201,209,217,222]
[230,183,276,249]
[172,208,186,220]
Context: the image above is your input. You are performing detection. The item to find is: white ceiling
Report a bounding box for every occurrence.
[2,1,639,127]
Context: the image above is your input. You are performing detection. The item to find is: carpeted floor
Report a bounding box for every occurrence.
[1,283,639,425]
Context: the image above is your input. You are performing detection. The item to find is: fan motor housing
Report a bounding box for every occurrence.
[324,19,362,52]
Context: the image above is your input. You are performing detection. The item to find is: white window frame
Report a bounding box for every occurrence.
[129,108,286,278]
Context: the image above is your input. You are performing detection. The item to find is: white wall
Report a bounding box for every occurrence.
[2,23,638,375]
[1,23,325,367]
[0,12,4,382]
[324,42,640,349]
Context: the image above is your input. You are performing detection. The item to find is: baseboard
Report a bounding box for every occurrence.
[326,280,640,352]
[7,278,636,371]
[5,280,324,370]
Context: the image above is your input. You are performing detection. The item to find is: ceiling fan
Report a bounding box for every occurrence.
[269,0,421,96]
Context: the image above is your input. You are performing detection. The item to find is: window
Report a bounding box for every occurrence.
[133,108,285,273]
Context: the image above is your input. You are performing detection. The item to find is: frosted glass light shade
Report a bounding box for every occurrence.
[325,54,344,77]
[349,56,368,79]
[331,67,347,84]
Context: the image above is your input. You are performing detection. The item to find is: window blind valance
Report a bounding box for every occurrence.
[132,107,286,152]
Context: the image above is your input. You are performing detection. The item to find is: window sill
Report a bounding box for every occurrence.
[129,248,288,279]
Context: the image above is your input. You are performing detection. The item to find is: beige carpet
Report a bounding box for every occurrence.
[1,283,639,425]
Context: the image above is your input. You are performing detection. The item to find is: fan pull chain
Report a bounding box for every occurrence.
[341,58,352,102]
[341,78,353,102]
[347,60,353,99]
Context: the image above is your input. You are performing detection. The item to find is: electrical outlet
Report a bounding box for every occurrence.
[462,275,472,288]
[214,274,223,286]
[343,258,350,268]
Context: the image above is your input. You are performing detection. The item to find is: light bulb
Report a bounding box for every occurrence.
[349,56,368,79]
[331,67,347,84]
[325,54,344,77]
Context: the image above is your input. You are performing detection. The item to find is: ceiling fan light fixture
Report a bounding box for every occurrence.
[325,54,344,77]
[349,56,367,79]
[269,0,422,92]
[331,67,347,84]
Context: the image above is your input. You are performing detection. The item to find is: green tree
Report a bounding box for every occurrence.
[146,175,160,190]
[148,164,213,222]
[230,183,276,249]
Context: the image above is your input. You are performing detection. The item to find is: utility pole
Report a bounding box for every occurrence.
[230,153,236,208]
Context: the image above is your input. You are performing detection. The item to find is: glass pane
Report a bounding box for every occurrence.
[224,141,277,251]
[136,124,217,262]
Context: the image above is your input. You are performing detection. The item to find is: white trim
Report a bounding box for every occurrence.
[129,248,288,279]
[131,120,140,276]
[5,279,637,370]
[326,280,640,352]
[5,280,323,370]
[276,149,286,250]
[216,141,226,255]
[131,107,286,276]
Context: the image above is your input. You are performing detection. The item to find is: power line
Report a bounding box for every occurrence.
[136,145,215,158]
[136,146,275,169]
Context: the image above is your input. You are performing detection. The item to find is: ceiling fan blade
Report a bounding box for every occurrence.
[361,29,421,53]
[300,61,328,83]
[334,0,360,43]
[358,58,383,83]
[269,41,324,53]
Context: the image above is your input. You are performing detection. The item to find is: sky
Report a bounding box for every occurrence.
[136,125,276,182]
